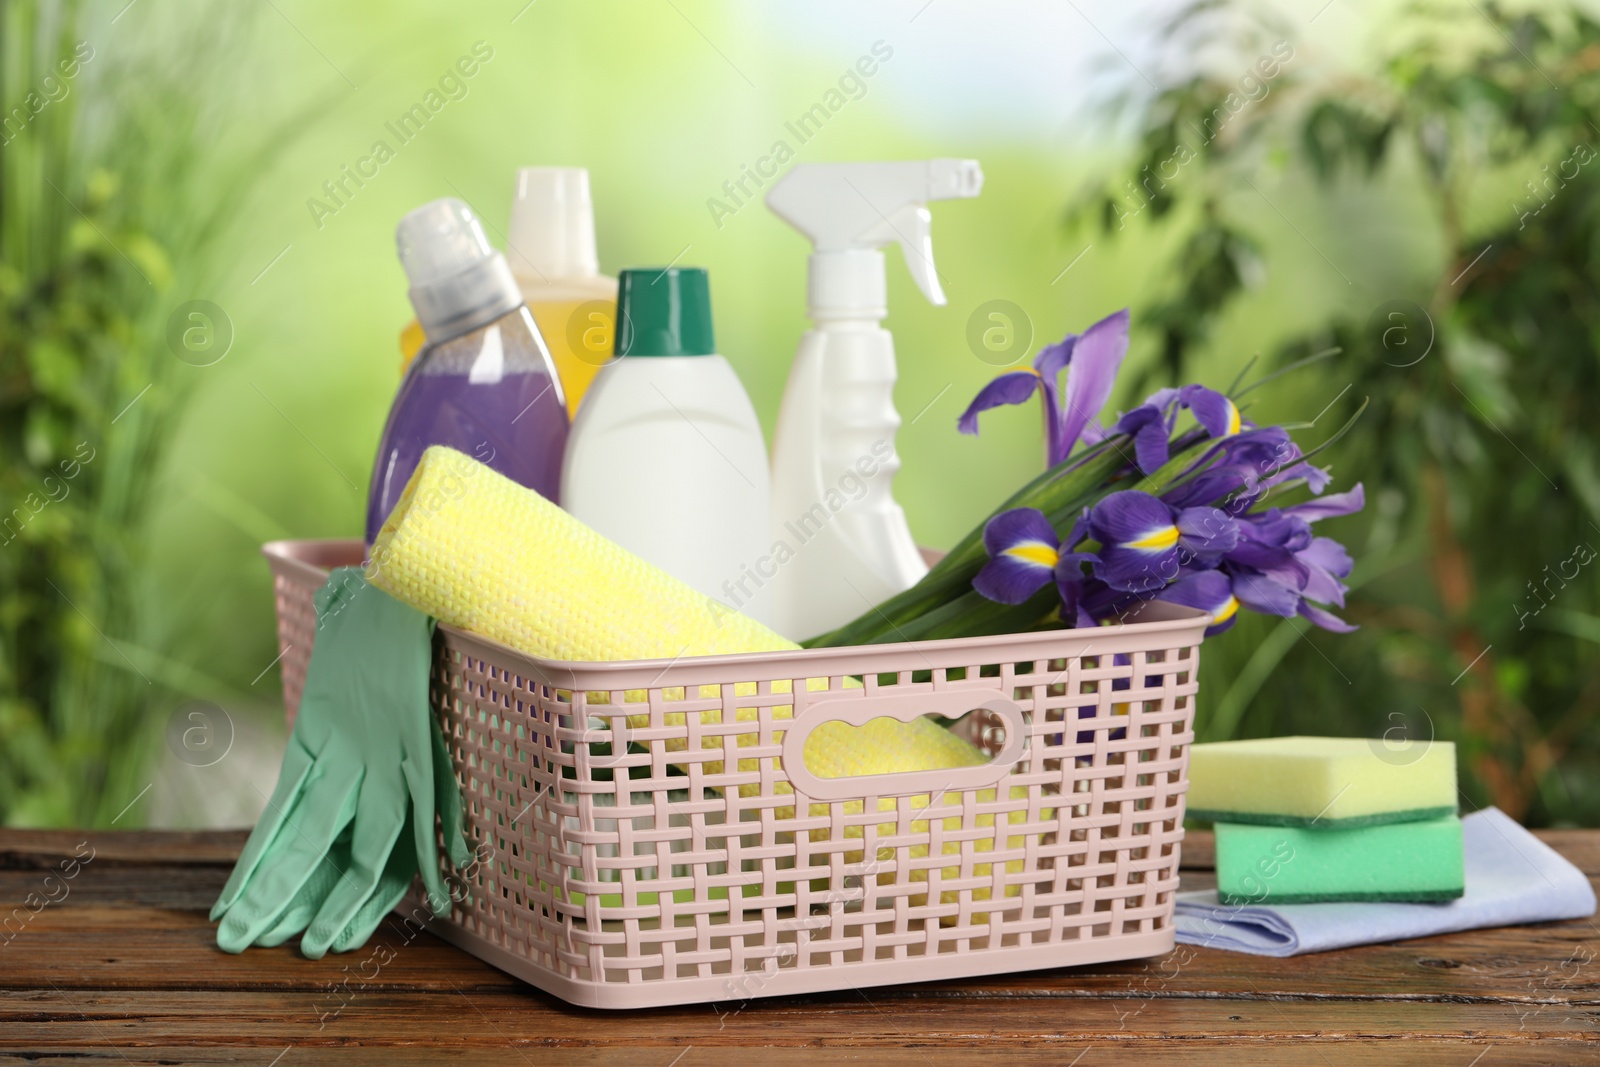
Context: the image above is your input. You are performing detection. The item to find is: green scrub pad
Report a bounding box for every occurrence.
[1187,736,1457,829]
[1214,815,1466,905]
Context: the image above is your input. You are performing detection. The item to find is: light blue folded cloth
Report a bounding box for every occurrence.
[1174,807,1596,957]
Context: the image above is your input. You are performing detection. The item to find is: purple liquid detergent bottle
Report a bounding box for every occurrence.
[365,198,568,544]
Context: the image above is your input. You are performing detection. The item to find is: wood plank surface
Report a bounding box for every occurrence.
[1,828,1596,1063]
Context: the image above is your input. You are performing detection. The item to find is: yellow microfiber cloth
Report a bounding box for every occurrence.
[368,445,1043,906]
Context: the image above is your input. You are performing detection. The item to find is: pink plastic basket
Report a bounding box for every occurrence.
[264,538,1208,1009]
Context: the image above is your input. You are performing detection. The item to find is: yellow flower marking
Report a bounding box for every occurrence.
[1226,399,1242,436]
[1004,542,1059,568]
[1213,595,1240,624]
[1126,525,1180,551]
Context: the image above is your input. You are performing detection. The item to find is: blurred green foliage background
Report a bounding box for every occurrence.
[1,0,1595,828]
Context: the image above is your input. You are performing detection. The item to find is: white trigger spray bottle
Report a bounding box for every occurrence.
[764,159,983,641]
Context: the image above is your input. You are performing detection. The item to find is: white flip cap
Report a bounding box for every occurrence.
[507,167,599,281]
[396,197,522,341]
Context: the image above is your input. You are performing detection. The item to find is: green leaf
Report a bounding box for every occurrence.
[1537,610,1600,645]
[1202,617,1301,741]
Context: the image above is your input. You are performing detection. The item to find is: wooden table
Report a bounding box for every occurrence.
[2,828,1596,1064]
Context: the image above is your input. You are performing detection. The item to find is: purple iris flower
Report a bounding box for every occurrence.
[1111,393,1177,475]
[1213,488,1365,632]
[972,475,1361,635]
[1106,384,1247,473]
[1085,491,1239,594]
[958,309,1131,465]
[1223,563,1356,632]
[973,508,1096,622]
[1162,426,1296,511]
[960,306,1366,640]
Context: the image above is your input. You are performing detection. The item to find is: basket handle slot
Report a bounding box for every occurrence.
[781,689,1026,800]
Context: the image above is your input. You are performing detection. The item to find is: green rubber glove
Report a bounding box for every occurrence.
[212,567,471,957]
[254,805,433,953]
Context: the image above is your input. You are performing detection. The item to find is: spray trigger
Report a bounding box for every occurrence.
[765,159,982,314]
[860,204,944,305]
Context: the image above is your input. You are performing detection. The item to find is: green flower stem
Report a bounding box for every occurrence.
[807,434,1217,648]
[804,439,1127,647]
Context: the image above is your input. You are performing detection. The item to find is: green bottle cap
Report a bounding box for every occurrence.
[614,267,716,357]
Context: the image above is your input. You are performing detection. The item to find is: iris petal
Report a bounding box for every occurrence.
[1266,461,1334,495]
[1088,490,1176,546]
[957,370,1042,436]
[1132,387,1183,422]
[1182,385,1242,439]
[1228,540,1311,590]
[1282,484,1366,523]
[1300,536,1353,578]
[1132,416,1172,473]
[1159,426,1294,509]
[1176,506,1239,562]
[1228,568,1302,617]
[974,508,1061,604]
[1093,546,1178,593]
[1299,599,1358,633]
[1238,510,1313,553]
[1033,334,1076,381]
[1033,337,1078,464]
[975,554,1055,604]
[1298,536,1353,606]
[983,507,1059,558]
[1054,523,1098,626]
[1162,466,1258,510]
[1058,309,1131,461]
[1158,570,1239,635]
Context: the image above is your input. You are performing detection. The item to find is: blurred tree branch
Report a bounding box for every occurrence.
[1072,0,1600,821]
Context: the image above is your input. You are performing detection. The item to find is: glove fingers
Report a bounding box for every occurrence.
[216,768,361,953]
[212,738,315,920]
[401,617,468,876]
[254,825,354,947]
[300,788,407,960]
[219,568,372,925]
[430,716,472,870]
[300,831,406,959]
[401,754,455,916]
[329,829,423,954]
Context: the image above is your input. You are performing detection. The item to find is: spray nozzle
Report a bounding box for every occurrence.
[766,159,983,311]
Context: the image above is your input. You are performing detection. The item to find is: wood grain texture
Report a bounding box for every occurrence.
[0,1046,1590,1066]
[1,828,1596,1063]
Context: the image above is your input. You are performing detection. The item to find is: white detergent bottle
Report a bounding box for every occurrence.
[561,267,774,624]
[765,159,983,641]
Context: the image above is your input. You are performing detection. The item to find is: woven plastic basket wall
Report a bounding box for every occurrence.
[264,539,1208,1009]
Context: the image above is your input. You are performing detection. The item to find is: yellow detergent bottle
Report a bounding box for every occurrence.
[399,168,616,417]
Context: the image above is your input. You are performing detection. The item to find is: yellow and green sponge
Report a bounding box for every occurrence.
[1214,815,1466,905]
[1187,736,1457,829]
[1189,736,1464,906]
